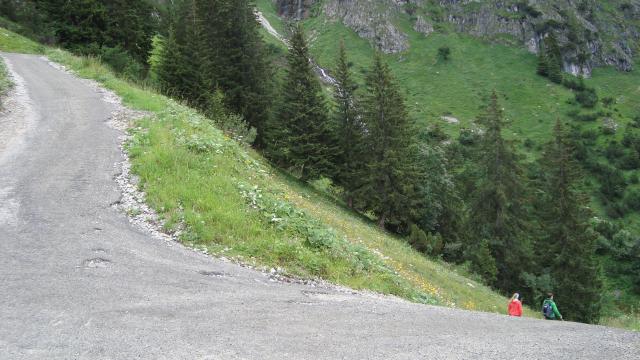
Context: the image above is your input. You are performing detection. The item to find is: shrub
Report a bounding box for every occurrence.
[602,96,616,108]
[575,87,598,108]
[470,240,497,283]
[563,76,586,91]
[597,165,626,199]
[408,224,430,254]
[458,127,480,145]
[619,150,640,170]
[605,201,628,219]
[437,46,451,61]
[612,230,638,260]
[592,217,621,240]
[625,189,640,211]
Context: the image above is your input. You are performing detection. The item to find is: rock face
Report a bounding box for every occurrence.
[324,0,409,53]
[274,0,410,53]
[275,0,317,20]
[273,0,639,72]
[436,0,640,74]
[414,15,434,35]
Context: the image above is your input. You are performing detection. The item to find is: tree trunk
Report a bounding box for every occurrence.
[378,213,386,230]
[348,196,353,209]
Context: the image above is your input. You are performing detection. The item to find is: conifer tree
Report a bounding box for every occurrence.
[538,120,603,323]
[543,33,563,83]
[536,48,548,77]
[197,0,272,137]
[157,0,203,102]
[360,53,417,230]
[466,91,532,292]
[332,40,364,208]
[267,25,334,181]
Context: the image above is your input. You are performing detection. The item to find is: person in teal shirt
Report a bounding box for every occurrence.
[542,293,563,320]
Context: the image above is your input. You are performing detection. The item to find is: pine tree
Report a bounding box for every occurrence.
[267,25,334,181]
[157,0,203,103]
[197,0,272,137]
[359,52,417,230]
[332,40,364,208]
[103,0,156,64]
[543,33,563,83]
[466,91,532,292]
[536,49,548,77]
[538,120,603,323]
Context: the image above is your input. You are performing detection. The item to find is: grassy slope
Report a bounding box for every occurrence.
[255,2,640,198]
[0,26,541,319]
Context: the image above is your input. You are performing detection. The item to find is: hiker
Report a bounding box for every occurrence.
[542,293,563,320]
[508,293,523,317]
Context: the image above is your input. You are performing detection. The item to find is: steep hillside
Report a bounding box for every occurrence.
[260,0,640,225]
[258,0,640,325]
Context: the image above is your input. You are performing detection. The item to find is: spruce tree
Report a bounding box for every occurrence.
[197,0,272,137]
[360,53,417,230]
[267,25,334,181]
[536,48,548,77]
[543,33,563,83]
[157,0,203,103]
[333,40,364,208]
[466,91,532,292]
[538,120,603,323]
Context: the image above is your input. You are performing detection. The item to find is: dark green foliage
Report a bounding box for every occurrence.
[537,33,563,83]
[408,225,445,256]
[537,120,603,323]
[437,46,451,61]
[414,145,464,254]
[332,41,365,208]
[596,164,627,199]
[266,25,334,181]
[7,0,158,76]
[625,189,640,211]
[465,92,532,292]
[359,53,418,229]
[536,51,548,77]
[155,0,272,139]
[470,240,498,283]
[408,224,430,253]
[575,87,598,108]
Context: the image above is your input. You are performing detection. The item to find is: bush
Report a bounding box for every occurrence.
[458,127,480,145]
[205,90,256,145]
[625,189,640,211]
[619,150,640,170]
[98,46,146,80]
[575,87,598,108]
[592,217,621,240]
[408,224,430,253]
[597,165,626,199]
[605,201,628,219]
[612,230,638,260]
[437,46,451,61]
[563,76,587,91]
[470,240,497,283]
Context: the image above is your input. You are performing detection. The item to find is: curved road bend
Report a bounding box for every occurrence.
[0,53,639,359]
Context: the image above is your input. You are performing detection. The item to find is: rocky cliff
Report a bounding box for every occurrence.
[274,0,640,73]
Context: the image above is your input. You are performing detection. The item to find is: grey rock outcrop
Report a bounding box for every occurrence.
[436,0,639,73]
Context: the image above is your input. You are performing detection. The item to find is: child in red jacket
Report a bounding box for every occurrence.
[508,293,523,317]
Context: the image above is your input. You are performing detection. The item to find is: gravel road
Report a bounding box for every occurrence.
[1,53,638,360]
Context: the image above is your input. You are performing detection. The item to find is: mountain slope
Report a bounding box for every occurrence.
[257,0,640,327]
